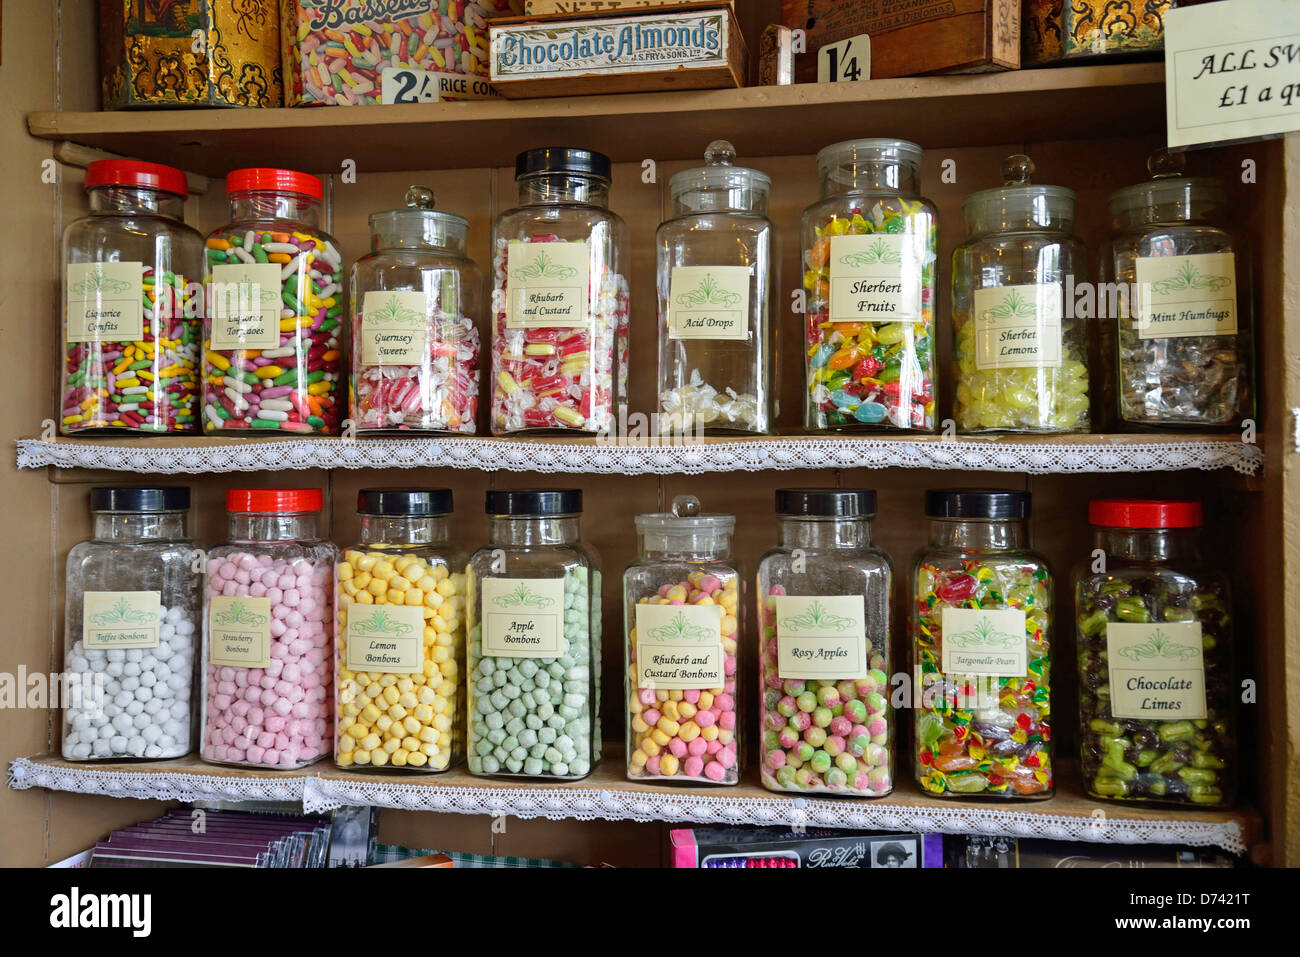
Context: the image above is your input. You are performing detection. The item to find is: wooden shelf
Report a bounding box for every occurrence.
[27,64,1166,176]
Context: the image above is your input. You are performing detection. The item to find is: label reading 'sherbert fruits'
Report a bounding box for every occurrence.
[774,595,867,680]
[360,291,430,365]
[972,283,1064,370]
[505,241,590,329]
[83,591,161,650]
[667,266,751,340]
[940,607,1028,677]
[208,596,272,669]
[1134,253,1237,340]
[480,577,567,658]
[634,602,724,689]
[209,263,282,350]
[1105,621,1207,720]
[828,234,921,324]
[346,603,425,673]
[66,262,144,343]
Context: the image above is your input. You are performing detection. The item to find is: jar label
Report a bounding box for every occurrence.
[505,241,590,329]
[360,291,430,365]
[1105,622,1207,720]
[940,607,1027,677]
[972,283,1064,370]
[208,596,272,669]
[83,591,161,650]
[66,262,144,343]
[345,603,425,673]
[1134,253,1238,340]
[773,595,866,680]
[827,234,921,324]
[480,577,567,658]
[634,602,724,689]
[209,263,283,350]
[667,266,751,340]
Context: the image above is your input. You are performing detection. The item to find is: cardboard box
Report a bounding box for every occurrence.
[781,0,1019,81]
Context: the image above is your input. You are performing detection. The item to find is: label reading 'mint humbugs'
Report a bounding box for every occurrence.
[940,607,1027,677]
[635,602,723,689]
[346,603,425,673]
[481,577,566,658]
[774,595,866,680]
[1106,621,1207,720]
[361,291,430,365]
[505,241,590,329]
[828,234,921,324]
[209,262,282,350]
[83,591,160,650]
[208,596,272,668]
[668,266,751,340]
[66,262,144,343]
[972,283,1063,370]
[1135,253,1237,340]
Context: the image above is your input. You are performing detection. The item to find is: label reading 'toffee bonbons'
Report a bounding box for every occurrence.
[634,602,724,689]
[940,607,1028,677]
[208,596,272,669]
[774,595,867,680]
[66,262,144,343]
[83,591,161,650]
[360,291,430,365]
[828,233,921,324]
[505,241,590,329]
[1134,252,1238,340]
[667,266,751,340]
[1105,621,1207,720]
[209,263,282,350]
[480,577,567,658]
[346,603,425,673]
[972,283,1064,370]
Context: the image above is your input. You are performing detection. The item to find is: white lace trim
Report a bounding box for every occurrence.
[15,436,1261,476]
[8,757,1247,854]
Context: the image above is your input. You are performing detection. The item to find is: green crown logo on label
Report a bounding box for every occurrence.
[646,610,715,641]
[674,272,742,308]
[1150,261,1231,296]
[946,615,1020,650]
[982,287,1037,321]
[780,598,856,633]
[370,293,424,325]
[213,600,269,627]
[510,250,578,281]
[70,265,133,297]
[1118,627,1201,662]
[838,237,902,268]
[89,596,155,626]
[490,582,558,610]
[352,608,417,635]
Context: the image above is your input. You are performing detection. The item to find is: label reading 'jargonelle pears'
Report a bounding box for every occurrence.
[83,591,161,650]
[360,291,430,365]
[208,596,272,669]
[209,263,282,350]
[1105,621,1207,720]
[634,602,724,689]
[972,283,1064,370]
[346,603,425,673]
[505,241,590,329]
[940,606,1027,677]
[480,577,567,659]
[1134,253,1238,340]
[66,262,144,343]
[667,266,751,340]
[828,233,921,324]
[774,595,867,680]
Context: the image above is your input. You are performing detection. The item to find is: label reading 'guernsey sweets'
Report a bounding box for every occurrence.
[505,241,590,329]
[346,603,425,673]
[940,607,1027,677]
[1135,253,1238,340]
[83,591,161,650]
[774,595,867,680]
[480,577,567,658]
[1106,622,1207,720]
[360,291,430,365]
[634,602,724,690]
[667,266,751,340]
[66,262,144,343]
[208,596,272,669]
[828,234,921,324]
[209,263,282,350]
[972,283,1064,370]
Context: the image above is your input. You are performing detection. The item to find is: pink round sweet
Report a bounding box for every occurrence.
[830,716,852,737]
[667,737,687,758]
[694,709,716,728]
[765,749,786,770]
[719,711,736,731]
[683,755,705,778]
[683,689,700,704]
[687,737,708,756]
[703,760,726,781]
[645,754,661,774]
[638,688,656,706]
[705,740,722,755]
[716,746,737,769]
[643,708,661,726]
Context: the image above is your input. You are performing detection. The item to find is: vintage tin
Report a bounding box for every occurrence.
[1023,0,1174,66]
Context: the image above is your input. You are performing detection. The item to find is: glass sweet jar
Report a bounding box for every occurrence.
[801,139,938,432]
[655,141,775,435]
[61,160,203,435]
[756,489,893,796]
[951,155,1090,432]
[335,489,467,772]
[203,168,345,436]
[624,495,740,784]
[489,148,629,435]
[62,487,199,761]
[350,187,485,434]
[1075,499,1234,806]
[912,491,1053,799]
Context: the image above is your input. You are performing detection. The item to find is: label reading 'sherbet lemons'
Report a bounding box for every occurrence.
[208,596,272,668]
[346,603,425,673]
[634,602,724,689]
[505,241,590,329]
[774,595,866,680]
[972,283,1064,370]
[480,578,566,658]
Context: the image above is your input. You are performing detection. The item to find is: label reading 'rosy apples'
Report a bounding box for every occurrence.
[209,263,282,350]
[480,577,566,658]
[360,291,430,365]
[774,595,867,680]
[667,266,751,340]
[972,283,1064,370]
[66,262,144,343]
[634,602,724,689]
[1105,622,1207,720]
[828,234,921,324]
[83,591,161,650]
[1134,253,1237,340]
[208,596,272,669]
[940,607,1027,677]
[346,603,425,673]
[505,241,590,329]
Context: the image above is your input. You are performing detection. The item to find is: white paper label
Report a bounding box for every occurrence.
[360,291,430,365]
[667,266,750,340]
[380,66,501,103]
[828,234,921,324]
[480,578,567,658]
[634,603,724,689]
[505,241,590,329]
[208,596,272,668]
[1106,622,1207,720]
[940,607,1027,677]
[972,283,1063,370]
[209,263,281,350]
[773,595,867,680]
[346,603,426,673]
[83,591,160,650]
[1134,253,1238,340]
[817,33,870,82]
[66,262,143,343]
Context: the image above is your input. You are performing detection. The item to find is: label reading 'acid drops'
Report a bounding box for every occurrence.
[774,595,866,680]
[360,291,430,365]
[346,603,425,673]
[667,266,751,340]
[208,596,272,669]
[940,607,1027,677]
[1105,622,1207,720]
[83,591,161,650]
[634,602,724,689]
[828,233,921,324]
[1134,252,1238,340]
[209,263,282,350]
[972,283,1064,370]
[480,577,567,658]
[505,241,590,329]
[66,262,144,343]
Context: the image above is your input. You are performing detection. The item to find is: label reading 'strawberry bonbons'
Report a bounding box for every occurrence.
[773,595,866,680]
[208,596,272,668]
[480,577,566,658]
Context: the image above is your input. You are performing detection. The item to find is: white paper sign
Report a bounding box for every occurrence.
[817,34,871,83]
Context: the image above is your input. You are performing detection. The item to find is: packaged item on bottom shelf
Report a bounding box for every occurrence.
[89,808,331,868]
[371,844,579,868]
[940,833,1238,868]
[670,827,938,868]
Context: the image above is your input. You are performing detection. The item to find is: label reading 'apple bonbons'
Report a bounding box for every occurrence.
[480,577,567,658]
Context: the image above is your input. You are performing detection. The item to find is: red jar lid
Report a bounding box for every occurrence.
[1089,499,1202,529]
[227,489,324,513]
[85,159,188,198]
[226,168,323,201]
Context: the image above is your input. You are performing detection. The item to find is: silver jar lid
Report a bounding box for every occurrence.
[369,185,469,250]
[670,140,771,214]
[963,154,1075,233]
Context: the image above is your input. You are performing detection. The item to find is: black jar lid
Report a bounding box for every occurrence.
[925,489,1029,520]
[775,488,876,517]
[486,488,582,516]
[516,147,611,182]
[358,488,452,516]
[91,486,190,512]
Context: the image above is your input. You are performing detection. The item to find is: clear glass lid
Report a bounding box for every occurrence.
[669,140,771,215]
[635,495,735,554]
[816,138,921,195]
[962,154,1075,234]
[369,185,469,252]
[1108,150,1226,224]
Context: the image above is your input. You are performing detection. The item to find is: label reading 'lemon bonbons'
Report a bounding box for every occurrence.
[209,263,282,350]
[1106,621,1207,720]
[360,291,430,365]
[83,591,161,650]
[505,241,590,329]
[346,603,425,673]
[208,596,272,668]
[634,602,724,689]
[481,577,566,658]
[774,595,867,680]
[67,262,144,343]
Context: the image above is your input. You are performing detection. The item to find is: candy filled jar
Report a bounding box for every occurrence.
[1101,152,1251,427]
[801,139,938,432]
[624,495,740,784]
[952,155,1090,433]
[203,169,344,435]
[335,489,467,773]
[62,160,202,435]
[912,490,1053,799]
[350,187,485,434]
[1075,500,1234,806]
[756,489,893,796]
[466,490,598,778]
[201,489,336,770]
[490,148,629,435]
[655,141,775,435]
[62,487,199,761]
